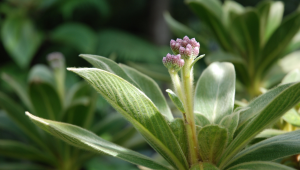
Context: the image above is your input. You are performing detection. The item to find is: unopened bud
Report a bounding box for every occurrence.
[170,36,200,59]
[163,53,184,72]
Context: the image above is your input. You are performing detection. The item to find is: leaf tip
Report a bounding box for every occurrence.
[25,111,49,125]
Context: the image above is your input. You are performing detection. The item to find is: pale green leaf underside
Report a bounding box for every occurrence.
[166,89,185,113]
[227,161,295,170]
[227,130,300,168]
[195,62,235,124]
[80,54,173,120]
[282,108,300,127]
[25,112,171,170]
[220,82,300,168]
[198,125,228,163]
[68,68,188,170]
[120,64,173,120]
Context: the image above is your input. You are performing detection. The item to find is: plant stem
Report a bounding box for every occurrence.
[181,58,200,165]
[169,70,183,101]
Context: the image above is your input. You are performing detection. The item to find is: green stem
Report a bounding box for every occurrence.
[181,58,200,165]
[169,70,184,101]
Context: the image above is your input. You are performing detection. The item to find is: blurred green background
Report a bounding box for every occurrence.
[1,0,300,169]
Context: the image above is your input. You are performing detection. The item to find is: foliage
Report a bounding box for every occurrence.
[25,36,300,170]
[166,0,300,98]
[0,53,138,170]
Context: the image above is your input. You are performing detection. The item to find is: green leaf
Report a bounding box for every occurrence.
[96,30,160,63]
[1,15,43,68]
[0,111,26,139]
[1,73,32,110]
[80,54,138,86]
[282,69,300,84]
[230,9,260,65]
[283,29,300,55]
[67,68,188,170]
[262,51,300,88]
[238,83,294,128]
[26,112,172,170]
[166,89,185,113]
[0,163,47,170]
[219,112,239,145]
[120,64,173,120]
[282,109,300,127]
[198,125,228,163]
[187,0,231,51]
[259,11,300,76]
[0,92,40,143]
[204,51,245,64]
[50,23,96,53]
[228,130,300,167]
[223,0,244,27]
[194,113,210,127]
[29,66,62,120]
[255,129,286,139]
[190,162,219,170]
[227,161,295,170]
[194,62,235,124]
[163,12,208,53]
[219,82,300,169]
[0,140,51,164]
[169,118,188,160]
[257,1,284,45]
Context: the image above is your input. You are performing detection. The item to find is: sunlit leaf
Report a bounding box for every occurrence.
[26,112,172,170]
[194,62,235,124]
[68,68,188,170]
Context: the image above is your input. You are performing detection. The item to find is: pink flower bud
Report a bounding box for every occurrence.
[193,47,199,57]
[169,36,200,59]
[162,53,184,72]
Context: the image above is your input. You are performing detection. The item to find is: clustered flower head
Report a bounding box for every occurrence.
[162,53,184,72]
[170,36,200,60]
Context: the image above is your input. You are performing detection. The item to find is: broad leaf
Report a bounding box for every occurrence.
[68,68,188,170]
[120,64,173,120]
[187,0,232,51]
[227,161,295,170]
[194,113,210,127]
[26,112,171,170]
[166,89,185,113]
[238,83,294,128]
[194,62,235,124]
[227,130,300,168]
[282,69,300,84]
[169,119,188,159]
[28,65,62,120]
[230,9,260,65]
[223,0,244,27]
[259,10,300,76]
[50,23,96,53]
[1,15,43,68]
[257,1,284,45]
[220,112,239,145]
[282,109,300,127]
[80,54,138,87]
[219,82,300,169]
[198,125,227,163]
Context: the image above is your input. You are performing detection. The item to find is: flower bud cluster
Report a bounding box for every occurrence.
[170,36,200,60]
[162,53,184,72]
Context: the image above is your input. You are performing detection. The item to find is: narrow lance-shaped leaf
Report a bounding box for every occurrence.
[219,82,300,169]
[227,161,295,170]
[198,125,228,163]
[25,112,171,170]
[120,64,173,120]
[169,119,188,160]
[226,130,300,168]
[166,89,185,113]
[80,54,173,120]
[68,68,188,170]
[194,62,235,124]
